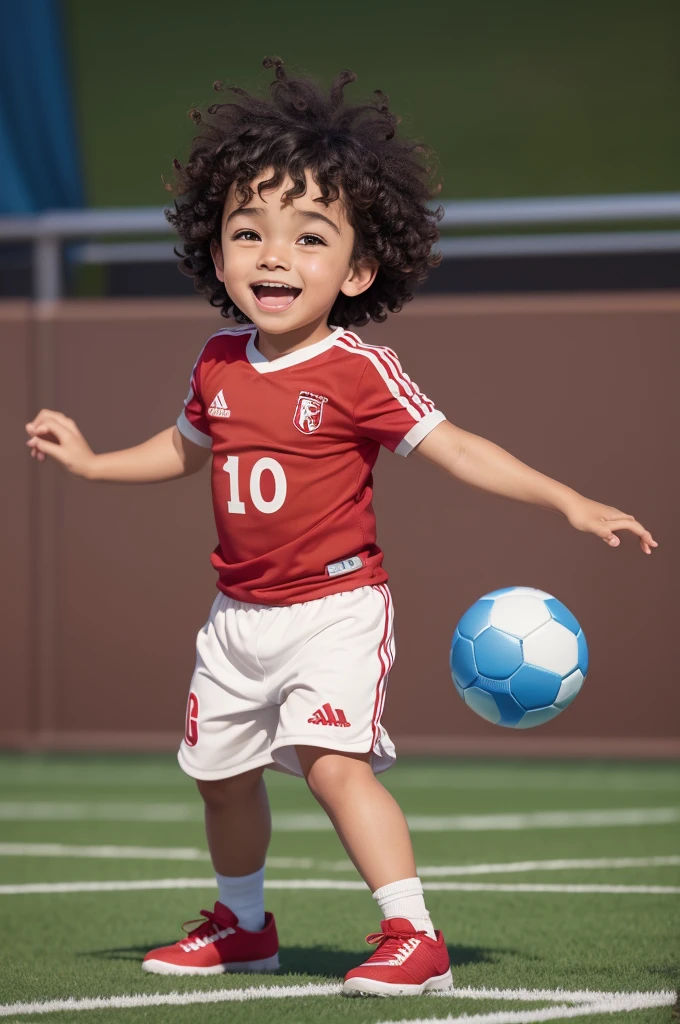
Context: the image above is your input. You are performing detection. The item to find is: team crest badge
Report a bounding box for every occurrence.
[293,390,328,434]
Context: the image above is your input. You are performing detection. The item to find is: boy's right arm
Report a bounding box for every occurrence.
[25,410,209,482]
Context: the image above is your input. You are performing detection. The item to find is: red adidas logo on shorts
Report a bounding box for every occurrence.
[308,703,351,727]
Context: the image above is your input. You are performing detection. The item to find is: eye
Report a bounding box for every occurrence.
[232,229,261,242]
[298,233,326,246]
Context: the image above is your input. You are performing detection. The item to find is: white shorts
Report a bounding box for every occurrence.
[178,584,396,780]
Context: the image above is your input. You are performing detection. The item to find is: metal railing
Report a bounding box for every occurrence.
[2,193,680,301]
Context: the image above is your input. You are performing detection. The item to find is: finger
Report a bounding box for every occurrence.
[26,411,78,436]
[26,435,55,453]
[600,508,635,521]
[34,411,78,433]
[615,520,657,545]
[26,408,55,430]
[31,436,70,464]
[28,408,74,425]
[29,419,72,445]
[600,518,658,551]
[26,416,56,437]
[26,409,59,431]
[593,521,623,545]
[601,517,648,535]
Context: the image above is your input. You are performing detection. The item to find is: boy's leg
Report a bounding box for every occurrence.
[198,767,270,932]
[297,745,452,995]
[199,768,270,875]
[142,766,278,974]
[143,593,283,975]
[296,746,431,934]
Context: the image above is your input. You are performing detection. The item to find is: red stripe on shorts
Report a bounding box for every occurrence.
[375,586,394,729]
[371,584,392,750]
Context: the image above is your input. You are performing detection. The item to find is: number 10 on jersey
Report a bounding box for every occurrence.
[223,456,287,514]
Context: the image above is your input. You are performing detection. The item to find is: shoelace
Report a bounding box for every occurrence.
[364,929,427,959]
[181,909,223,939]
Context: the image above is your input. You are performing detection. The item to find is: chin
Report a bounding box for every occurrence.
[248,315,305,334]
[247,306,325,335]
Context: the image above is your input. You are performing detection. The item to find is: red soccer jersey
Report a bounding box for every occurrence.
[177,326,445,605]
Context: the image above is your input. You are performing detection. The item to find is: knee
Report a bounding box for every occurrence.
[300,750,371,807]
[197,768,263,810]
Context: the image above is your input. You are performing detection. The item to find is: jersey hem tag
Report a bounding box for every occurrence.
[326,556,364,578]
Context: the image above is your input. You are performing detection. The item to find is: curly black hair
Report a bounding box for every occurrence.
[166,57,442,328]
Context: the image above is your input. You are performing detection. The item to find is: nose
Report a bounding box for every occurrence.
[257,247,291,272]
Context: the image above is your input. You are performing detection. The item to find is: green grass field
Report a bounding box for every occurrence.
[0,755,678,1023]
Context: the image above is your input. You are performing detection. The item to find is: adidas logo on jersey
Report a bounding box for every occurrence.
[307,703,350,727]
[208,390,231,418]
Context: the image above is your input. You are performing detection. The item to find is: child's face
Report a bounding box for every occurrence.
[212,169,376,334]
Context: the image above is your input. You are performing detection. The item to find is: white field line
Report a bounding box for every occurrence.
[423,882,680,894]
[397,808,680,832]
[1,878,678,895]
[417,855,680,876]
[0,842,213,861]
[0,803,678,830]
[0,843,312,870]
[377,989,676,1024]
[2,844,678,878]
[0,802,200,823]
[381,772,680,793]
[0,984,673,1019]
[0,982,341,1018]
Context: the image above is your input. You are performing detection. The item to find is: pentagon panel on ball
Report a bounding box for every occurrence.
[450,587,588,729]
[450,629,478,698]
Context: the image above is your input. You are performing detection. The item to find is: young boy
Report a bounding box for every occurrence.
[26,58,657,997]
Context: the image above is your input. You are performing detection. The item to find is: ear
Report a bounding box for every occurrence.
[210,239,225,283]
[340,258,378,298]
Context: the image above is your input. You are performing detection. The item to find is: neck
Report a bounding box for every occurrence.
[255,315,334,361]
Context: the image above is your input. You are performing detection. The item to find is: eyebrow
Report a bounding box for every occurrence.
[294,209,341,235]
[226,206,341,235]
[225,207,263,225]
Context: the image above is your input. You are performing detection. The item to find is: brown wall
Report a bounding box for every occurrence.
[1,294,678,757]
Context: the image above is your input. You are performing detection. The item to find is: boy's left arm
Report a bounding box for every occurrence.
[415,420,658,555]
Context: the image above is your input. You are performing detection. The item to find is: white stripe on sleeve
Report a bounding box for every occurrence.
[370,345,434,416]
[394,410,446,456]
[334,337,421,422]
[176,409,212,449]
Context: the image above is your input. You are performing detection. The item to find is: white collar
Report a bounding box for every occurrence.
[245,327,344,374]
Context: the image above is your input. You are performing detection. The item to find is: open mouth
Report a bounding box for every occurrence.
[250,282,302,311]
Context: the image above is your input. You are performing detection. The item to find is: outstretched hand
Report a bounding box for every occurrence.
[25,409,95,478]
[566,497,658,555]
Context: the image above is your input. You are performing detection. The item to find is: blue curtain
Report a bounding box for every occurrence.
[0,0,83,213]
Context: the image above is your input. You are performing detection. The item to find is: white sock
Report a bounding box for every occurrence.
[215,866,265,932]
[372,876,436,940]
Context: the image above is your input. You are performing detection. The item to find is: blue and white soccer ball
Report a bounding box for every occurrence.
[450,587,588,729]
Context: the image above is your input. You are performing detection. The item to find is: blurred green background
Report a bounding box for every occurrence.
[65,0,680,207]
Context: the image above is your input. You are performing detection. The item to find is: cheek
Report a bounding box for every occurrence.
[221,247,254,289]
[299,249,351,288]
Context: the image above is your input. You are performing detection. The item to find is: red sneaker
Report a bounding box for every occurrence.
[142,902,279,976]
[343,917,453,996]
